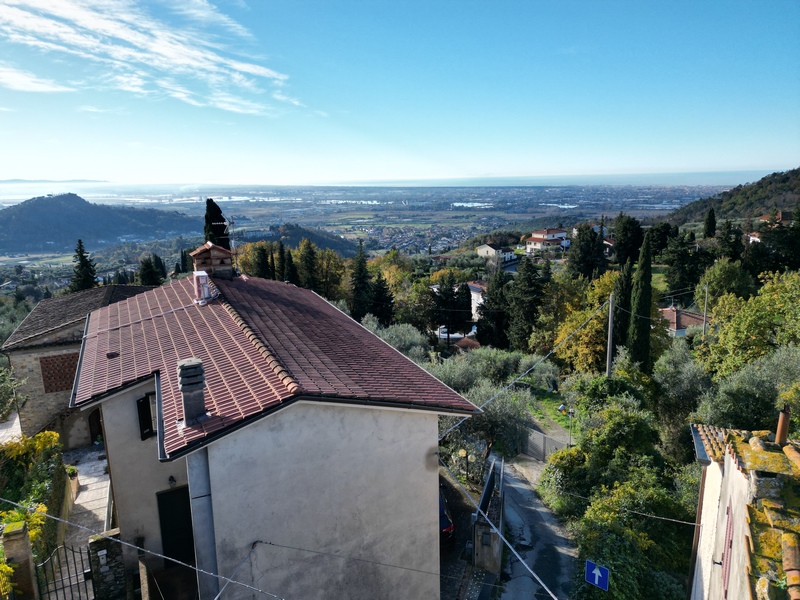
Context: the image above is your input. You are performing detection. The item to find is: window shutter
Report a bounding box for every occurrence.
[137,396,153,441]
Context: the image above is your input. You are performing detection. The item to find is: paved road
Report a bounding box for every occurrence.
[500,461,576,600]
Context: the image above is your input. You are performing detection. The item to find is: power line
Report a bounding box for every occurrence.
[439,459,560,600]
[439,300,610,442]
[0,497,285,599]
[558,491,698,527]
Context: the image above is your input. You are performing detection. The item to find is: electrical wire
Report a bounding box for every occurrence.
[439,299,610,442]
[0,497,286,599]
[558,491,698,526]
[439,459,560,600]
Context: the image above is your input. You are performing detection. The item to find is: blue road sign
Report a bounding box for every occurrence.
[585,560,610,591]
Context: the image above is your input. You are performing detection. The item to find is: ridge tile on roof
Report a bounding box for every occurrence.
[72,276,478,459]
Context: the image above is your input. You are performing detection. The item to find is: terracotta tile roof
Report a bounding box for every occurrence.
[659,307,707,332]
[690,423,728,464]
[2,285,153,350]
[72,277,478,459]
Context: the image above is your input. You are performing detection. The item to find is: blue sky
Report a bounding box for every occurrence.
[0,0,798,185]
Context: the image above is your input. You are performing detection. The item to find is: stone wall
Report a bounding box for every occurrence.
[89,528,127,600]
[9,341,92,447]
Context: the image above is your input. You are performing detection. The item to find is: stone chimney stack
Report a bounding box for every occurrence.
[177,358,207,425]
[777,404,791,446]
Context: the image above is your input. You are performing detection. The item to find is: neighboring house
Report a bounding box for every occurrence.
[689,411,800,600]
[467,280,487,321]
[747,232,761,244]
[476,244,515,262]
[525,229,569,254]
[658,307,707,337]
[1,285,152,448]
[70,243,479,599]
[758,211,793,227]
[476,243,501,258]
[571,224,608,237]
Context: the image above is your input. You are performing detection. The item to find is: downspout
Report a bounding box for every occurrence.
[188,448,219,599]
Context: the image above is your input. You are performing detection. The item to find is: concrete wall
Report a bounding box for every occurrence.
[701,452,752,600]
[206,401,441,600]
[691,462,723,600]
[99,380,187,569]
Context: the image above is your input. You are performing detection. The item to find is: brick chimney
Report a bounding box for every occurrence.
[777,404,791,446]
[190,242,233,280]
[177,358,207,425]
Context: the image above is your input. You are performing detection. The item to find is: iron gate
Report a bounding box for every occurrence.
[524,428,567,462]
[36,545,95,600]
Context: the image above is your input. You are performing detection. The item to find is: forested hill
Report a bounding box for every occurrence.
[0,193,197,252]
[668,167,800,225]
[249,223,358,257]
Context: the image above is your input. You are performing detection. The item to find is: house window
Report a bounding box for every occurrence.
[136,393,157,441]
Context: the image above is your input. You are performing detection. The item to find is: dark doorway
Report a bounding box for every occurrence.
[157,486,195,569]
[88,408,102,443]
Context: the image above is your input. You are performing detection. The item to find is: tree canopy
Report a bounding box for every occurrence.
[68,239,98,293]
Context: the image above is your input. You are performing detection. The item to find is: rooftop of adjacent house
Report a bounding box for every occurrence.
[72,275,479,459]
[658,306,707,331]
[530,228,566,236]
[2,285,153,351]
[691,423,800,597]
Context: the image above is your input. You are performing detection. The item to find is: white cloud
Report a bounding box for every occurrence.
[169,0,252,39]
[0,0,297,113]
[272,90,304,107]
[0,62,74,92]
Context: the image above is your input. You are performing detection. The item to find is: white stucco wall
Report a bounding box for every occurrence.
[691,463,722,600]
[702,451,752,600]
[98,380,188,568]
[205,401,442,600]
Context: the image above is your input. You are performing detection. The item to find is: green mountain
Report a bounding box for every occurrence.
[252,223,358,257]
[0,193,197,252]
[669,168,800,225]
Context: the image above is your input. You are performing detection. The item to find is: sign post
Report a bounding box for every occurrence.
[585,560,609,591]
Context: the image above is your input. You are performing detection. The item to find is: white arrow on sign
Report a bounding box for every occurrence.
[593,566,602,585]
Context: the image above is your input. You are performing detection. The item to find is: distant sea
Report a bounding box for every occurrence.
[345,170,779,187]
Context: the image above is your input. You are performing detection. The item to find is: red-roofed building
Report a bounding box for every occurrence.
[659,306,708,337]
[525,228,569,254]
[70,244,478,599]
[1,284,152,448]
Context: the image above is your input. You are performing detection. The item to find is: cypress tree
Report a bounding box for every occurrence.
[254,246,270,278]
[277,241,286,281]
[349,240,372,322]
[268,251,276,280]
[476,269,510,349]
[204,198,230,250]
[612,258,634,359]
[507,257,544,352]
[284,251,299,285]
[627,232,653,371]
[297,238,318,292]
[703,207,717,239]
[68,239,98,293]
[370,272,394,327]
[180,249,189,273]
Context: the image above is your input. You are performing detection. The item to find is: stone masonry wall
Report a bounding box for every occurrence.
[10,345,82,438]
[88,529,127,600]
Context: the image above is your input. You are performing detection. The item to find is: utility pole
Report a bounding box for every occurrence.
[606,292,614,377]
[703,282,709,339]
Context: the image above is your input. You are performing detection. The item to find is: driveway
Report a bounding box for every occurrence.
[500,459,577,600]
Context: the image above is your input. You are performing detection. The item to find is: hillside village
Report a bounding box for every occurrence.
[1,168,800,599]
